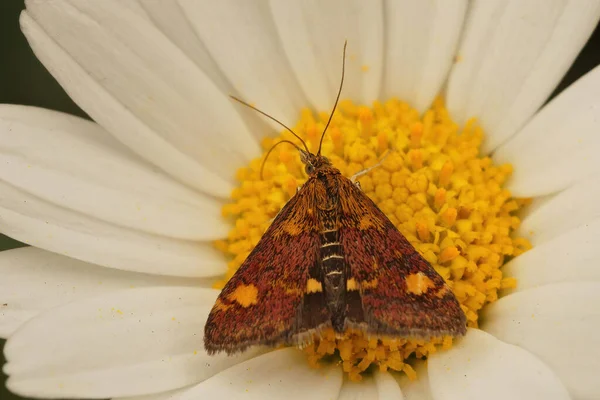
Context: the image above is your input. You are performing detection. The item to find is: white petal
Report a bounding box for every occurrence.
[0,247,209,338]
[518,175,600,245]
[136,1,273,141]
[270,0,384,110]
[428,329,570,400]
[21,1,260,198]
[0,181,225,277]
[447,0,600,153]
[179,0,308,134]
[338,370,403,400]
[4,287,258,398]
[483,283,600,399]
[495,65,600,196]
[337,377,378,400]
[394,361,433,400]
[172,348,342,400]
[504,218,600,293]
[382,0,468,112]
[137,0,231,94]
[114,386,191,400]
[372,371,404,399]
[0,105,227,241]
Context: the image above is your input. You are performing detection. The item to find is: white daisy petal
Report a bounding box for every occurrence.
[395,361,433,400]
[0,247,208,338]
[0,105,227,241]
[495,65,600,196]
[447,0,600,153]
[172,348,342,400]
[270,0,384,110]
[372,370,404,399]
[179,0,307,134]
[337,377,378,399]
[21,0,260,198]
[4,287,258,398]
[137,0,230,94]
[0,181,225,277]
[483,283,600,399]
[114,386,191,400]
[428,329,570,400]
[134,1,274,142]
[504,218,600,292]
[518,175,600,245]
[382,0,468,112]
[338,370,403,400]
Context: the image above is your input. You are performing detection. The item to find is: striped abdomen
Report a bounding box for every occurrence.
[320,209,346,332]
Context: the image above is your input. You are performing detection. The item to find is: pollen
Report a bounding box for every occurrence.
[216,96,531,380]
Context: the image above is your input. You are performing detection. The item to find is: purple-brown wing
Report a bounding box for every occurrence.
[337,177,466,338]
[204,178,330,354]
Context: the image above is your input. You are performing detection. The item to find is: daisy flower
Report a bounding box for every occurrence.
[2,1,600,399]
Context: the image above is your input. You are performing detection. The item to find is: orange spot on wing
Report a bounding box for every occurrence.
[405,273,435,295]
[359,215,376,230]
[214,299,232,312]
[436,285,451,298]
[347,278,358,291]
[285,287,302,296]
[282,221,303,236]
[361,278,378,290]
[227,284,259,307]
[306,278,323,293]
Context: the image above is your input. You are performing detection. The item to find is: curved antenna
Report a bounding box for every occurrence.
[260,139,303,180]
[317,40,347,156]
[230,95,310,153]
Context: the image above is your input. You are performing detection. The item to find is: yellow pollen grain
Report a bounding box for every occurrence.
[415,221,430,242]
[216,96,531,381]
[227,284,258,308]
[439,160,454,187]
[441,207,458,226]
[439,246,460,263]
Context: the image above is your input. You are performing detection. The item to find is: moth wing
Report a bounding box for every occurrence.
[337,177,466,337]
[204,178,330,354]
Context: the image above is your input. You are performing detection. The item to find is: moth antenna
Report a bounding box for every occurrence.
[230,95,310,153]
[317,40,347,156]
[260,139,303,180]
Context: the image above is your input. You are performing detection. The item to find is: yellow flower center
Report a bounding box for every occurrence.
[215,97,531,380]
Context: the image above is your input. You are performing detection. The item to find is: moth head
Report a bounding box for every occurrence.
[300,150,331,176]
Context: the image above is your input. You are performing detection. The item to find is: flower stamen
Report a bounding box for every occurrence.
[216,97,531,380]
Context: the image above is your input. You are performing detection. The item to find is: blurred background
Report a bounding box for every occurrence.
[1,0,599,398]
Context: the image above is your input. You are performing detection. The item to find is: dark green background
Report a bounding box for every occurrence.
[1,0,599,398]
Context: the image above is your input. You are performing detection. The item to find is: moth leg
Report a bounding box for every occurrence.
[350,150,391,183]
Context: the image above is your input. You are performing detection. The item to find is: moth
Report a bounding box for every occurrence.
[204,43,466,355]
